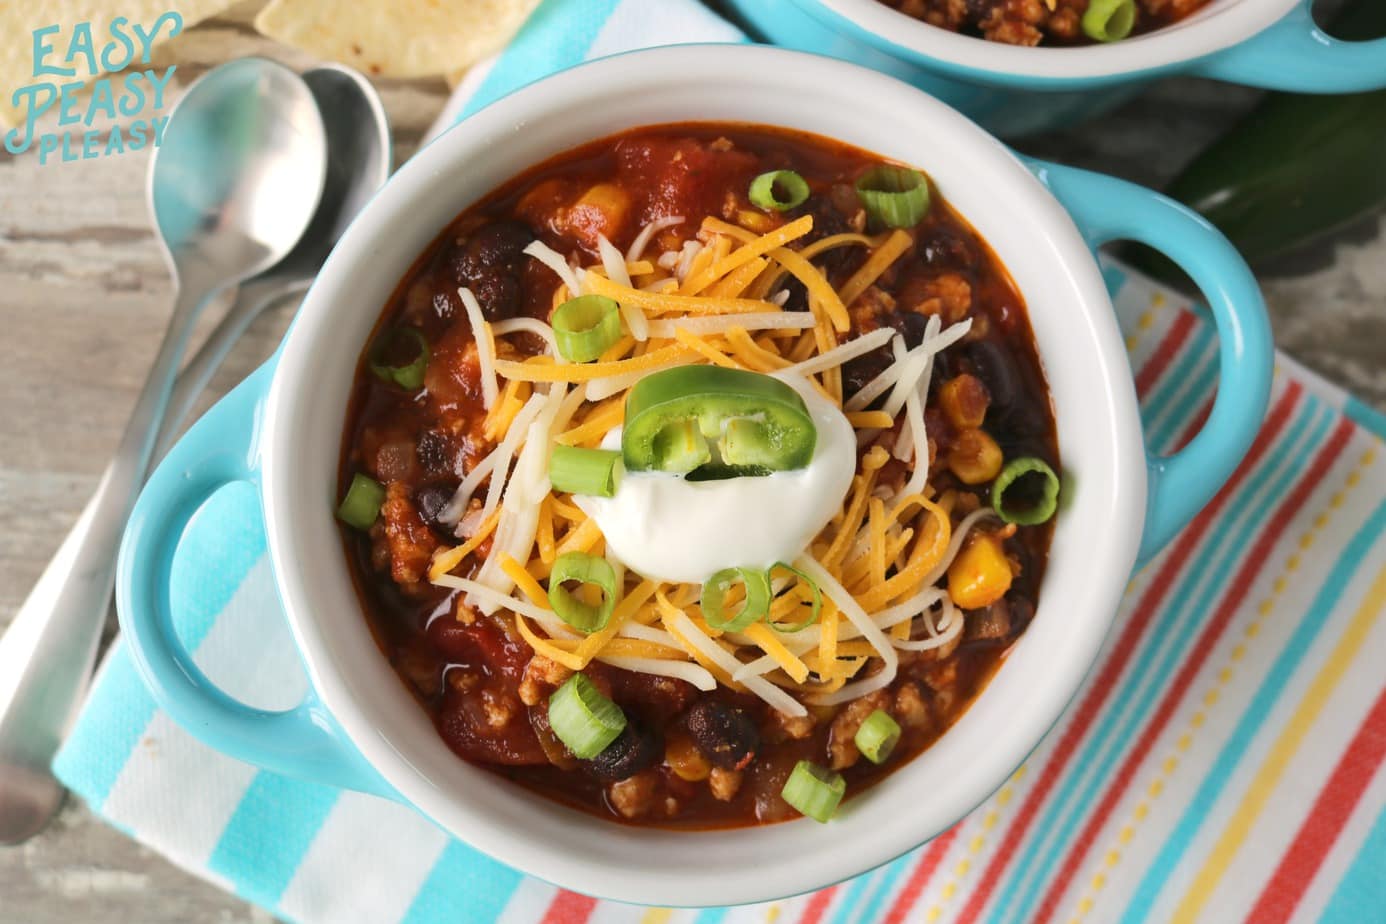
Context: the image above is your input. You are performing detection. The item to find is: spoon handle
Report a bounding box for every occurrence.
[152,276,307,461]
[0,281,219,844]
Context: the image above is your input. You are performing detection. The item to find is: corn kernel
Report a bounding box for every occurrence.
[948,533,1013,610]
[940,374,990,429]
[665,731,711,781]
[948,428,1003,484]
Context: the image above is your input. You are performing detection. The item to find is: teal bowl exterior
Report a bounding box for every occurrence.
[723,0,1386,136]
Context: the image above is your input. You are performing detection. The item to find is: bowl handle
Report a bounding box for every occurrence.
[1023,158,1273,563]
[1188,1,1386,93]
[117,360,394,798]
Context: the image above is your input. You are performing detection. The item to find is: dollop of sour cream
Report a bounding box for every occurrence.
[574,374,857,584]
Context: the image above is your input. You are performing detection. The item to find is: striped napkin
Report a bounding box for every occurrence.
[55,2,1386,921]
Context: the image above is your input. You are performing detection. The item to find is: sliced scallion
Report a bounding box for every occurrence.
[550,445,623,498]
[369,328,430,389]
[768,562,823,633]
[548,673,626,759]
[548,552,618,633]
[855,165,930,229]
[854,709,902,765]
[701,567,772,632]
[991,456,1061,526]
[553,295,622,363]
[1082,0,1137,42]
[781,760,846,823]
[749,170,810,212]
[336,473,385,530]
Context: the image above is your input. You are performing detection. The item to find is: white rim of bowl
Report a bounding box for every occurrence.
[810,0,1302,80]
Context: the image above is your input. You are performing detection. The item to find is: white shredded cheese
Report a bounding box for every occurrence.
[491,317,558,355]
[523,239,581,295]
[597,656,716,691]
[675,240,703,282]
[458,287,499,409]
[645,312,816,338]
[664,609,807,717]
[437,393,546,528]
[784,327,894,378]
[596,234,650,341]
[795,555,900,706]
[626,215,685,263]
[584,358,686,402]
[477,393,548,527]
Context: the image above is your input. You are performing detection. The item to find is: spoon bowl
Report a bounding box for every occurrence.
[150,57,327,287]
[152,63,391,459]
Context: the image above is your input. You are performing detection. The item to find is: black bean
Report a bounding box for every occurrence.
[965,339,1019,410]
[896,311,929,348]
[585,719,661,782]
[414,481,458,533]
[416,430,452,476]
[470,270,521,322]
[842,344,894,403]
[917,223,978,272]
[685,701,759,770]
[449,221,533,281]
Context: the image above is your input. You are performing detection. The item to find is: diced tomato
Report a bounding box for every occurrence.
[616,136,759,229]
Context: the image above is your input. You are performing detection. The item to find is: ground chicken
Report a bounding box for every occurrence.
[708,767,744,802]
[608,771,659,819]
[378,482,440,585]
[766,709,817,743]
[828,690,892,770]
[894,681,934,732]
[518,655,573,706]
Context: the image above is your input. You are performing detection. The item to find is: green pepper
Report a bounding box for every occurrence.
[1139,0,1386,281]
[621,366,817,478]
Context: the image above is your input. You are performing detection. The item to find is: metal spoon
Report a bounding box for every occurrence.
[154,64,391,459]
[0,59,327,844]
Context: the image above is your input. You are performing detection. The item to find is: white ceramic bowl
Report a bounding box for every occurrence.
[722,0,1386,136]
[121,45,1272,906]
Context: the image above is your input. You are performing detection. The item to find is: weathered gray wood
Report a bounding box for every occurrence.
[0,2,1383,920]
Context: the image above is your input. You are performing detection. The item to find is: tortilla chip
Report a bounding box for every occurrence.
[0,0,236,128]
[254,0,538,78]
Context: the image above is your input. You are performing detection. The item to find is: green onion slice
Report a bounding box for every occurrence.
[336,473,385,530]
[548,673,627,759]
[767,562,823,633]
[855,165,931,229]
[1082,0,1137,42]
[701,566,772,632]
[855,709,902,765]
[548,552,618,633]
[550,445,623,498]
[553,295,622,363]
[622,366,817,477]
[781,760,846,823]
[369,328,430,389]
[991,456,1061,526]
[749,170,810,212]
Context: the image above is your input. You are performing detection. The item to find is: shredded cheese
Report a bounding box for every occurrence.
[682,215,814,296]
[491,317,558,354]
[627,215,686,262]
[838,229,915,308]
[523,239,581,295]
[784,326,893,378]
[597,234,650,341]
[458,287,499,409]
[494,344,695,383]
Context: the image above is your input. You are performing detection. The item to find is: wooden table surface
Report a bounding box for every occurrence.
[1,3,1383,921]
